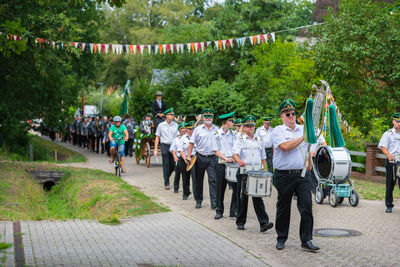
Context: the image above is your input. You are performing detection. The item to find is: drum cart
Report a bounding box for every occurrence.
[313,146,359,207]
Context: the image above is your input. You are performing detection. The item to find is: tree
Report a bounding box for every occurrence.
[312,0,400,133]
[0,0,105,152]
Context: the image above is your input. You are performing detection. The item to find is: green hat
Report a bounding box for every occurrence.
[278,99,296,113]
[242,115,256,126]
[263,117,272,123]
[393,112,400,121]
[185,121,196,129]
[234,118,242,126]
[178,122,184,130]
[218,112,235,121]
[163,108,175,115]
[201,108,214,115]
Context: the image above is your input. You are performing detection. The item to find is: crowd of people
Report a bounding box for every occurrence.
[36,90,400,253]
[151,97,321,252]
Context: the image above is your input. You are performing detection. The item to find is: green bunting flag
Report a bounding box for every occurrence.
[329,104,345,147]
[303,98,317,144]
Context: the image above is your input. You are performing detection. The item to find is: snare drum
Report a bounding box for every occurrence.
[225,163,239,183]
[313,146,351,183]
[245,170,272,197]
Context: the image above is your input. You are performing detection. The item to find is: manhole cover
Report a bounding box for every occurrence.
[313,228,361,237]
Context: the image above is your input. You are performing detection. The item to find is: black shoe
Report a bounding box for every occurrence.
[237,225,245,230]
[276,241,285,250]
[182,195,189,200]
[386,207,392,213]
[229,214,236,219]
[195,202,202,209]
[301,241,320,251]
[260,222,274,232]
[174,190,179,193]
[214,213,223,220]
[211,204,216,210]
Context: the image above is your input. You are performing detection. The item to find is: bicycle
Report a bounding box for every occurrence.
[113,149,122,177]
[112,136,124,177]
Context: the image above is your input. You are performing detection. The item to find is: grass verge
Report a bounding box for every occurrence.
[0,135,86,163]
[352,177,400,200]
[0,161,169,222]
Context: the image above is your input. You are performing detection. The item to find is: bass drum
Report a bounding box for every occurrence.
[313,146,351,183]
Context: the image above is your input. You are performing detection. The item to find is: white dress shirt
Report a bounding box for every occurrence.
[255,125,274,149]
[189,124,219,156]
[378,128,400,156]
[177,134,196,156]
[233,133,266,168]
[215,128,234,159]
[271,124,308,170]
[155,120,178,145]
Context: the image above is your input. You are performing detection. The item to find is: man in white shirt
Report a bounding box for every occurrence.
[378,112,400,213]
[187,108,219,209]
[170,123,186,193]
[154,108,178,190]
[271,99,318,252]
[256,117,274,172]
[178,121,197,200]
[233,115,273,232]
[214,112,238,220]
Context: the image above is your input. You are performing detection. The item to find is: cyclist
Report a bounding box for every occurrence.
[108,116,129,173]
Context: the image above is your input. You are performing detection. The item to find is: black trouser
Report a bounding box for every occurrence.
[161,143,175,186]
[72,132,77,145]
[194,153,217,205]
[265,147,274,173]
[216,163,238,217]
[105,140,110,157]
[178,158,196,197]
[81,135,87,148]
[95,136,101,153]
[385,159,399,208]
[174,158,182,191]
[274,169,314,243]
[126,138,134,156]
[236,173,269,227]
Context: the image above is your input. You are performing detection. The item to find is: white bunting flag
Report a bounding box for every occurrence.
[140,45,145,54]
[163,44,167,54]
[90,43,94,54]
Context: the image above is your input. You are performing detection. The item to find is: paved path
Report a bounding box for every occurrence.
[1,213,264,267]
[2,136,400,266]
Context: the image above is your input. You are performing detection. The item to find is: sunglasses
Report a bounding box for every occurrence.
[285,112,296,117]
[187,128,194,130]
[228,118,234,122]
[204,115,213,119]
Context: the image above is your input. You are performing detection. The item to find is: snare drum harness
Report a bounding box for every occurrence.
[239,134,262,173]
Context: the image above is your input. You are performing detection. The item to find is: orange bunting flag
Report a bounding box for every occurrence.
[218,40,222,50]
[94,44,97,54]
[191,43,195,53]
[159,44,163,54]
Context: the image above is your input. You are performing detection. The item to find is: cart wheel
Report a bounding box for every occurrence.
[135,157,140,164]
[349,189,359,207]
[145,143,151,168]
[329,190,338,207]
[315,187,324,204]
[338,197,344,205]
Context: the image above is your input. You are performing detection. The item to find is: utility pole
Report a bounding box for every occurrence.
[97,82,103,115]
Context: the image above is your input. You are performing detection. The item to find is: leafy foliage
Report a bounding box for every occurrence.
[312,0,400,134]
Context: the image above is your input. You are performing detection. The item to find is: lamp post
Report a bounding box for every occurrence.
[97,82,103,115]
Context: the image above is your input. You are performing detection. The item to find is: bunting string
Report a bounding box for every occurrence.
[2,23,324,56]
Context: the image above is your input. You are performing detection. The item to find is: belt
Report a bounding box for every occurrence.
[275,169,302,174]
[161,143,171,146]
[197,152,215,158]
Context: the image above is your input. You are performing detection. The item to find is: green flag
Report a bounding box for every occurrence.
[119,94,128,116]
